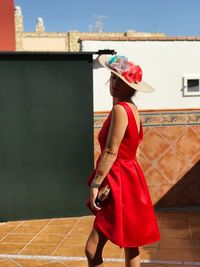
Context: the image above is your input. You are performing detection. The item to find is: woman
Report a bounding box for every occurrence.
[85,55,160,267]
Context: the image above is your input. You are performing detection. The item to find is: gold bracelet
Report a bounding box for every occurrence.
[91,180,101,189]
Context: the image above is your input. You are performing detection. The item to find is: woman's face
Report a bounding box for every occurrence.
[109,73,133,98]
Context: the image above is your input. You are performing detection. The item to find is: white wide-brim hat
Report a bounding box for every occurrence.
[98,54,155,93]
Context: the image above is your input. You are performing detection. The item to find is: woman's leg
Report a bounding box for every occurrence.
[85,227,108,267]
[124,247,140,267]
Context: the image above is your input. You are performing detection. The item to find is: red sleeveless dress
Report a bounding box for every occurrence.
[87,102,160,247]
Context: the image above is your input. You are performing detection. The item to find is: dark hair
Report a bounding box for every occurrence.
[129,88,137,98]
[109,74,138,99]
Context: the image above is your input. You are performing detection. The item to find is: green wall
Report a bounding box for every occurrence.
[0,53,94,221]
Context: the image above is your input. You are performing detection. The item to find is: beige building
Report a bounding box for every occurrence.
[15,5,166,52]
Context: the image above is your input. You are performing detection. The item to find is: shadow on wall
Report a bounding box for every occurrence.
[155,160,200,208]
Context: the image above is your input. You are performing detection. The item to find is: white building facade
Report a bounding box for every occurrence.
[81,38,200,111]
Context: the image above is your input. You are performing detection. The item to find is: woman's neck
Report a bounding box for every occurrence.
[113,97,133,105]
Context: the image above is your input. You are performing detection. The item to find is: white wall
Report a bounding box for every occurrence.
[82,40,200,111]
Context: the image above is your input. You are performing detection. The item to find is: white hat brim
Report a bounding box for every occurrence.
[98,54,155,93]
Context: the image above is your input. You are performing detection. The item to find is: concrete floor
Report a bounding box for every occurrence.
[0,210,199,267]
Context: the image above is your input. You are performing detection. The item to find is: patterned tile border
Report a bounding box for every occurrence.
[141,111,200,126]
[94,114,108,128]
[0,254,200,265]
[94,110,200,128]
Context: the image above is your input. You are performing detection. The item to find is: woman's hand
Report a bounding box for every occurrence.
[90,187,101,212]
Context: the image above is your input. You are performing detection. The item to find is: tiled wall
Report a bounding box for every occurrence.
[94,109,200,208]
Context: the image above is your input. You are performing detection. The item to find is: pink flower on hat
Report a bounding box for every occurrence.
[122,63,143,83]
[108,55,143,83]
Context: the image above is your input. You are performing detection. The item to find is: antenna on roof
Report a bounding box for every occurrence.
[92,15,107,32]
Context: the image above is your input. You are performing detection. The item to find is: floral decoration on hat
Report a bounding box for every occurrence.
[107,55,143,83]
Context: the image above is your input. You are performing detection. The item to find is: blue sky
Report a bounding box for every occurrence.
[15,0,200,36]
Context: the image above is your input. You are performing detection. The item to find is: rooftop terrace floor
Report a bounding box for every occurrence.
[0,211,199,267]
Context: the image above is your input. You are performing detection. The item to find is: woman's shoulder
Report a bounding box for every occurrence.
[110,103,129,124]
[112,103,128,116]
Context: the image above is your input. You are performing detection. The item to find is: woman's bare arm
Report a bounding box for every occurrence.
[91,104,128,186]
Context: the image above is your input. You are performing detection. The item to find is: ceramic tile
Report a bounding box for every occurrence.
[188,211,200,223]
[38,261,68,267]
[105,262,125,267]
[154,183,173,204]
[0,233,8,240]
[0,259,20,267]
[190,154,200,165]
[13,258,51,266]
[31,233,65,244]
[157,126,186,142]
[76,219,93,226]
[160,228,191,239]
[193,249,200,261]
[61,235,88,246]
[19,243,58,255]
[162,211,188,221]
[52,245,85,256]
[146,185,157,205]
[69,223,92,236]
[157,148,188,183]
[160,219,189,229]
[142,114,162,125]
[189,220,200,227]
[160,114,187,125]
[160,238,193,249]
[176,127,200,160]
[40,225,73,235]
[12,225,46,234]
[22,219,51,227]
[62,261,87,267]
[141,265,192,267]
[190,225,200,240]
[48,218,78,226]
[2,221,23,228]
[141,265,174,267]
[137,152,152,174]
[192,125,200,133]
[0,233,36,243]
[192,239,200,250]
[79,215,94,222]
[0,210,199,265]
[140,131,170,161]
[158,248,193,261]
[155,210,162,218]
[0,243,26,254]
[0,225,19,234]
[146,167,169,186]
[186,113,200,124]
[94,115,107,128]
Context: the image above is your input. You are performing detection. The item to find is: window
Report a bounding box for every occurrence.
[183,75,200,96]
